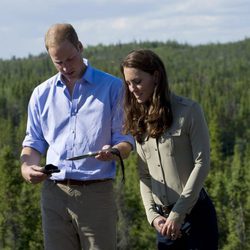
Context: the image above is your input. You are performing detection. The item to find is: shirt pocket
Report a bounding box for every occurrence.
[158,128,182,156]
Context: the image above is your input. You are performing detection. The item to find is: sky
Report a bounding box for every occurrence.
[0,0,249,60]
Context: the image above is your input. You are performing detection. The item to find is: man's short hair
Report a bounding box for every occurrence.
[45,23,79,51]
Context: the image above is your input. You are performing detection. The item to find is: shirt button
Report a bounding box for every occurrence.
[155,148,158,151]
[160,180,164,183]
[158,164,161,167]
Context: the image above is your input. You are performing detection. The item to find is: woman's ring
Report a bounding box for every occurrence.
[171,233,176,237]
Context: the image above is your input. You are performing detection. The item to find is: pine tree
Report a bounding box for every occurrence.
[225,140,248,250]
[0,146,22,249]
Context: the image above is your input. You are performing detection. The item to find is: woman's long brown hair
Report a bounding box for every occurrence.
[120,49,173,143]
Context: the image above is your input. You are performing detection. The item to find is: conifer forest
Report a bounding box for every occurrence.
[0,39,249,249]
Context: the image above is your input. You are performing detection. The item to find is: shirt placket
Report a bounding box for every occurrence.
[150,138,168,203]
[66,85,78,159]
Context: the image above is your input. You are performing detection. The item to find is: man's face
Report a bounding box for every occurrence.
[48,40,84,83]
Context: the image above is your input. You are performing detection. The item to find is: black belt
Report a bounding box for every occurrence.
[155,204,173,217]
[155,188,207,217]
[52,178,112,186]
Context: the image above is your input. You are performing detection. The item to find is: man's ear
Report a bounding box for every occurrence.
[78,41,83,52]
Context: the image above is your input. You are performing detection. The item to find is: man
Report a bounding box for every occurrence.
[20,23,134,250]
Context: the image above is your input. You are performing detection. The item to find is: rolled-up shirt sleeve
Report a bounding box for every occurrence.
[22,87,48,155]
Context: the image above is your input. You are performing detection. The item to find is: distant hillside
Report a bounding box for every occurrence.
[0,39,250,249]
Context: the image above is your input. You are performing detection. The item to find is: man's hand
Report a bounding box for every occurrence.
[95,142,133,161]
[95,145,114,161]
[21,164,48,184]
[20,147,47,184]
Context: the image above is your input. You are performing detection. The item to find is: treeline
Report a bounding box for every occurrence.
[0,39,249,249]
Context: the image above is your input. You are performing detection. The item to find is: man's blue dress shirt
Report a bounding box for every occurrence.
[22,59,134,180]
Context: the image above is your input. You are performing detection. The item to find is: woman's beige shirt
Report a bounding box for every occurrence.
[136,93,210,225]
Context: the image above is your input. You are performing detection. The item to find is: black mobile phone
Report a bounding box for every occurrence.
[41,164,60,175]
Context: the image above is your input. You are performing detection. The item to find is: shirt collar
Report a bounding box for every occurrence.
[82,59,95,85]
[55,58,90,86]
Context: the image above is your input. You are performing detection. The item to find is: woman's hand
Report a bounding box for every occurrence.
[161,218,182,240]
[153,216,167,233]
[153,216,182,240]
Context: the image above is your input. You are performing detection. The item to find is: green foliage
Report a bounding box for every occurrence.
[224,141,249,250]
[0,39,250,249]
[0,146,22,249]
[116,153,155,250]
[16,183,43,250]
[0,146,43,249]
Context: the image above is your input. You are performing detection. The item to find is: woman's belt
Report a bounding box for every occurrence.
[155,188,207,216]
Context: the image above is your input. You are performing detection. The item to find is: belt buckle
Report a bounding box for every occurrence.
[161,206,171,217]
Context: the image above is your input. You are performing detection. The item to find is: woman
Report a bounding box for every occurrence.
[120,49,218,250]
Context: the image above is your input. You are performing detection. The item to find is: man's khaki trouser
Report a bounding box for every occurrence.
[41,179,117,250]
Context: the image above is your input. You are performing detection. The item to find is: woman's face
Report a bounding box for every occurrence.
[123,67,156,103]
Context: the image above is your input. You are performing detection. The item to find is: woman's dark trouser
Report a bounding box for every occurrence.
[157,191,219,250]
